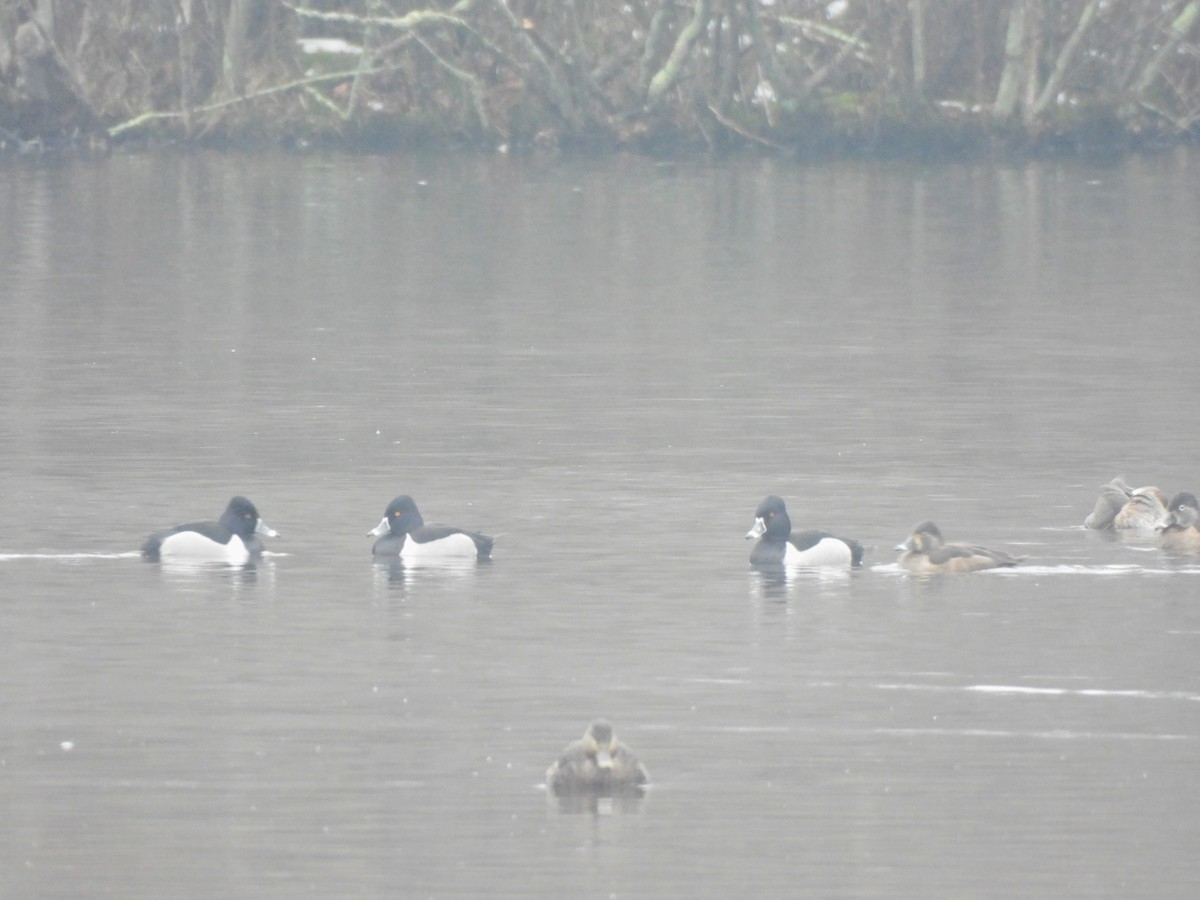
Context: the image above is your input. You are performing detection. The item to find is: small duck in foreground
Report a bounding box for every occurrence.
[745,495,864,567]
[368,494,493,560]
[1084,477,1168,530]
[142,496,277,564]
[1156,492,1200,553]
[896,521,1023,574]
[546,720,649,795]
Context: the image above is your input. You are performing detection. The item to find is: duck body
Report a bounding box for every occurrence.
[369,495,493,560]
[142,496,276,564]
[1156,492,1200,553]
[897,521,1022,574]
[1085,477,1168,530]
[546,720,649,796]
[1083,481,1130,529]
[746,495,863,568]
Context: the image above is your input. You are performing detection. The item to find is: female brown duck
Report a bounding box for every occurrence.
[1156,493,1200,553]
[546,720,649,795]
[897,521,1023,574]
[1084,477,1168,530]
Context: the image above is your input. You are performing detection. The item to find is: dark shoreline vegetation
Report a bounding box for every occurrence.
[1,1,1198,161]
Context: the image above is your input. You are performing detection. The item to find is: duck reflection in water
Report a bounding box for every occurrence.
[372,555,488,592]
[750,563,852,604]
[546,720,648,812]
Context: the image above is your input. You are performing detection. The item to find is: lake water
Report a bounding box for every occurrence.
[2,148,1199,898]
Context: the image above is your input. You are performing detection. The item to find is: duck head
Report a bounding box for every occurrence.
[745,495,792,541]
[221,496,277,540]
[368,494,424,537]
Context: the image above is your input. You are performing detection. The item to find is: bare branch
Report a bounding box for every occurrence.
[1029,0,1103,119]
[1131,0,1199,99]
[646,0,712,108]
[491,0,579,127]
[775,15,872,62]
[707,103,785,148]
[412,31,491,132]
[107,63,406,137]
[638,6,672,97]
[802,23,868,97]
[743,0,787,103]
[280,3,467,32]
[993,0,1026,121]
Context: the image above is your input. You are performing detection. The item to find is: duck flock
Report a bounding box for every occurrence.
[139,477,1200,573]
[137,476,1199,796]
[1082,476,1200,554]
[746,476,1199,575]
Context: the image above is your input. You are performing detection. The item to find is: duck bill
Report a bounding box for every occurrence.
[595,747,614,770]
[745,518,767,540]
[894,539,913,551]
[367,516,390,537]
[255,519,279,538]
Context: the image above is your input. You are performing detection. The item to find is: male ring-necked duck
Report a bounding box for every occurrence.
[1156,492,1200,553]
[1084,477,1168,530]
[546,719,649,795]
[368,495,493,560]
[896,521,1022,574]
[142,496,276,563]
[745,495,864,568]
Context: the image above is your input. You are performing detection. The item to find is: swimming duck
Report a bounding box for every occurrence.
[896,521,1022,574]
[142,496,277,563]
[368,495,493,560]
[546,720,649,795]
[1156,492,1200,553]
[1084,477,1168,530]
[745,495,864,567]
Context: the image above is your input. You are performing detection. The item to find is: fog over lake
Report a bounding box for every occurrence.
[2,149,1198,898]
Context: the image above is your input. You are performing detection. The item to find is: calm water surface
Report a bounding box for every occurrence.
[2,149,1199,898]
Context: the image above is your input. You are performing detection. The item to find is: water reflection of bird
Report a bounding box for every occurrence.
[142,496,277,564]
[1156,492,1200,553]
[745,495,864,568]
[546,720,649,796]
[896,521,1022,574]
[367,495,493,560]
[1084,477,1168,530]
